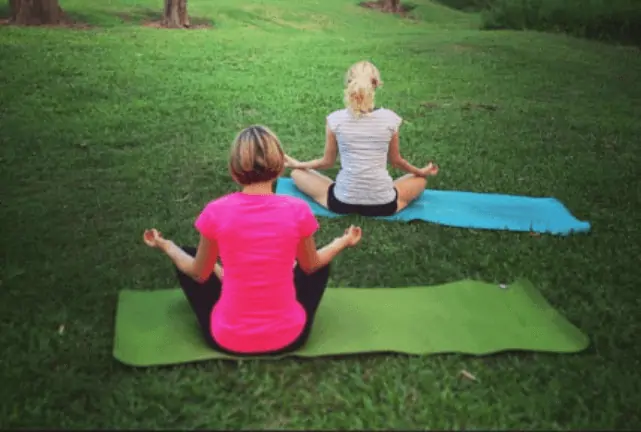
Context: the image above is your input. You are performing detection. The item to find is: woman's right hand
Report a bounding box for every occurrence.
[340,225,362,248]
[143,228,168,250]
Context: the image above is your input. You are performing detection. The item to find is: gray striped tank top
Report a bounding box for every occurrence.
[327,107,402,205]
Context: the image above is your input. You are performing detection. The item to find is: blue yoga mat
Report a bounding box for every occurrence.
[275,178,591,235]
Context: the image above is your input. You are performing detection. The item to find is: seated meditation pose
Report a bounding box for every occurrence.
[142,125,363,356]
[285,60,439,217]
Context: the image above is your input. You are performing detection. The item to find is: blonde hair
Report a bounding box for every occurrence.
[228,125,285,185]
[344,61,383,118]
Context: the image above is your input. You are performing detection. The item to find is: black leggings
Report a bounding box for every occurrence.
[175,246,330,357]
[327,183,398,217]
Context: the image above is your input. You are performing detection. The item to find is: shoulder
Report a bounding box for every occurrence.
[195,194,240,237]
[201,193,238,212]
[377,108,401,120]
[327,109,349,127]
[273,196,315,222]
[278,196,318,236]
[376,108,403,130]
[327,108,348,120]
[278,195,314,212]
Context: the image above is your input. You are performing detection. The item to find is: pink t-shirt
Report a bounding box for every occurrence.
[194,192,319,353]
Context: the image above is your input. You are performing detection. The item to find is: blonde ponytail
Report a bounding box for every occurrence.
[343,61,382,118]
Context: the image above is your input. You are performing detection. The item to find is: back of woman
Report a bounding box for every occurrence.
[329,107,401,205]
[285,60,439,217]
[196,192,316,351]
[142,124,362,357]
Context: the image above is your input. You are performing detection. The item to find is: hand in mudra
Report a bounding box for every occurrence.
[143,228,166,249]
[341,225,362,247]
[419,163,439,177]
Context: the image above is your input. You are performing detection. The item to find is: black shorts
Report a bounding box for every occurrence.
[327,183,398,217]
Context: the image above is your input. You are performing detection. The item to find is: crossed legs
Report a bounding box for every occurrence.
[286,155,430,213]
[175,246,330,356]
[287,157,333,208]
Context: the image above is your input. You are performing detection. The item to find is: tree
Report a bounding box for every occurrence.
[163,0,190,28]
[9,0,64,25]
[383,0,400,12]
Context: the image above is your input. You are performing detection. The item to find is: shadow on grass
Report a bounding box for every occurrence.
[112,349,591,372]
[0,4,95,29]
[0,5,214,29]
[359,1,418,16]
[112,7,214,28]
[431,0,491,13]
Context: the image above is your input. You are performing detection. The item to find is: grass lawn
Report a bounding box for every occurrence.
[1,0,640,429]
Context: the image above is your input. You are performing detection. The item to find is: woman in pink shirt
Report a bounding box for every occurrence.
[142,125,362,356]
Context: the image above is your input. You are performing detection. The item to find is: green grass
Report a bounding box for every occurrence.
[434,0,641,45]
[1,0,640,429]
[480,0,641,46]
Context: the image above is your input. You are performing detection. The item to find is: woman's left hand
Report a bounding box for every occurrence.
[143,228,167,249]
[419,162,439,177]
[341,225,363,248]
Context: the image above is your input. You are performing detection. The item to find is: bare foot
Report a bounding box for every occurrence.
[214,263,224,280]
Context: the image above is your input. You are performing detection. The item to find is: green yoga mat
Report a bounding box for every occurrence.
[113,279,589,366]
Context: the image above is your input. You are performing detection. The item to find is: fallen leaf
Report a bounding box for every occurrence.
[460,369,477,381]
[58,324,65,335]
[420,102,440,109]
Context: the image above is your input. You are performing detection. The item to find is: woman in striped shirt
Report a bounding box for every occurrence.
[285,61,439,217]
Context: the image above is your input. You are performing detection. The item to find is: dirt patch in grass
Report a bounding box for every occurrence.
[421,101,442,109]
[359,1,417,17]
[418,100,499,112]
[0,11,92,29]
[140,19,212,29]
[461,101,499,111]
[239,5,332,31]
[450,43,479,52]
[116,10,213,29]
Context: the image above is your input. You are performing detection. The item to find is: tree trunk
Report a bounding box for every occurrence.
[383,0,400,12]
[9,0,64,25]
[163,0,190,28]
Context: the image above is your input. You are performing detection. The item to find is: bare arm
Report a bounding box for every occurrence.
[290,123,338,170]
[295,226,361,274]
[160,235,220,282]
[387,132,424,177]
